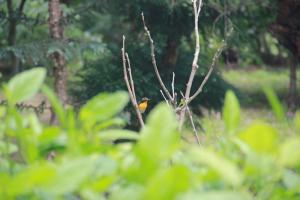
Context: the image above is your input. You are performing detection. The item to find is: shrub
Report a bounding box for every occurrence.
[0,68,299,199]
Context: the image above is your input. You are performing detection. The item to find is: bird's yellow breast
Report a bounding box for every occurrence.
[138,101,148,113]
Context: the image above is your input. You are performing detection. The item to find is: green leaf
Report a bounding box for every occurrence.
[98,129,139,141]
[223,90,240,133]
[279,137,300,167]
[283,170,300,193]
[179,191,252,200]
[43,155,97,195]
[6,163,56,196]
[263,87,286,122]
[42,85,65,125]
[0,141,18,155]
[142,165,190,200]
[137,103,180,160]
[190,148,243,186]
[6,68,46,104]
[239,122,279,155]
[79,92,129,128]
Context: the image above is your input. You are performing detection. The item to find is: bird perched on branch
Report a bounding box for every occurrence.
[138,97,150,114]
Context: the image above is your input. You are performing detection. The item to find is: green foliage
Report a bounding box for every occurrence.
[4,67,46,104]
[223,90,240,133]
[0,69,300,199]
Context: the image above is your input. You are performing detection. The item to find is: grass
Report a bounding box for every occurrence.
[221,67,300,107]
[184,67,300,142]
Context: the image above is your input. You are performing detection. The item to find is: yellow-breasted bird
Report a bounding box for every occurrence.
[138,97,150,113]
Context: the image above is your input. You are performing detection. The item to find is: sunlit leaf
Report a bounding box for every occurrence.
[43,155,98,195]
[263,87,286,122]
[283,170,300,193]
[223,90,240,134]
[6,68,46,104]
[42,85,65,125]
[279,137,300,167]
[142,165,190,200]
[98,129,139,141]
[190,148,243,186]
[137,103,180,160]
[239,122,279,154]
[179,191,252,200]
[0,141,18,155]
[6,163,56,196]
[79,92,129,128]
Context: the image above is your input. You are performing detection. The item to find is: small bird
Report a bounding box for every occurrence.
[138,97,150,113]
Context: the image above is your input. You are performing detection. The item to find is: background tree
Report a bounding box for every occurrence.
[48,0,68,106]
[270,0,300,111]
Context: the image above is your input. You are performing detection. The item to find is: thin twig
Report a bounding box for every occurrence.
[172,72,175,100]
[122,36,144,128]
[126,53,136,101]
[160,90,170,106]
[186,103,201,145]
[141,12,174,103]
[180,92,200,145]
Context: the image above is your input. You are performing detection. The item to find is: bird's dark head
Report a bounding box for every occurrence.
[142,97,150,102]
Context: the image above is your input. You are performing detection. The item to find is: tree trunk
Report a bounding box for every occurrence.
[6,0,24,74]
[287,56,297,111]
[269,0,300,111]
[48,0,68,106]
[162,36,179,74]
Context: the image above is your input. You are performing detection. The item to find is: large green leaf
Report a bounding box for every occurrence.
[6,68,46,104]
[142,165,190,200]
[137,103,180,161]
[97,129,139,141]
[5,163,56,197]
[282,170,300,193]
[279,137,300,167]
[79,92,129,128]
[263,87,286,122]
[239,122,279,155]
[126,104,180,182]
[42,85,65,125]
[222,90,240,134]
[190,148,243,186]
[0,141,18,155]
[43,155,98,195]
[179,191,252,200]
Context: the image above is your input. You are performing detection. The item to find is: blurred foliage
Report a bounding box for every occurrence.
[0,68,299,199]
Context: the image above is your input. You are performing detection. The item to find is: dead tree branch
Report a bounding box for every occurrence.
[180,92,200,145]
[141,13,174,104]
[122,36,145,128]
[178,0,203,129]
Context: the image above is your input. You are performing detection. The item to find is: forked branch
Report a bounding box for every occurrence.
[121,36,145,128]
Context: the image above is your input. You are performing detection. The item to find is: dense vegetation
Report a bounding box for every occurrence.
[0,68,299,199]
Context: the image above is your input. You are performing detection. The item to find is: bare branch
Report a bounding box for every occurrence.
[196,0,203,17]
[180,91,200,145]
[160,90,170,106]
[172,72,175,100]
[122,36,144,128]
[125,53,136,101]
[188,40,226,104]
[141,12,173,103]
[18,0,27,15]
[178,0,202,129]
[184,0,201,101]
